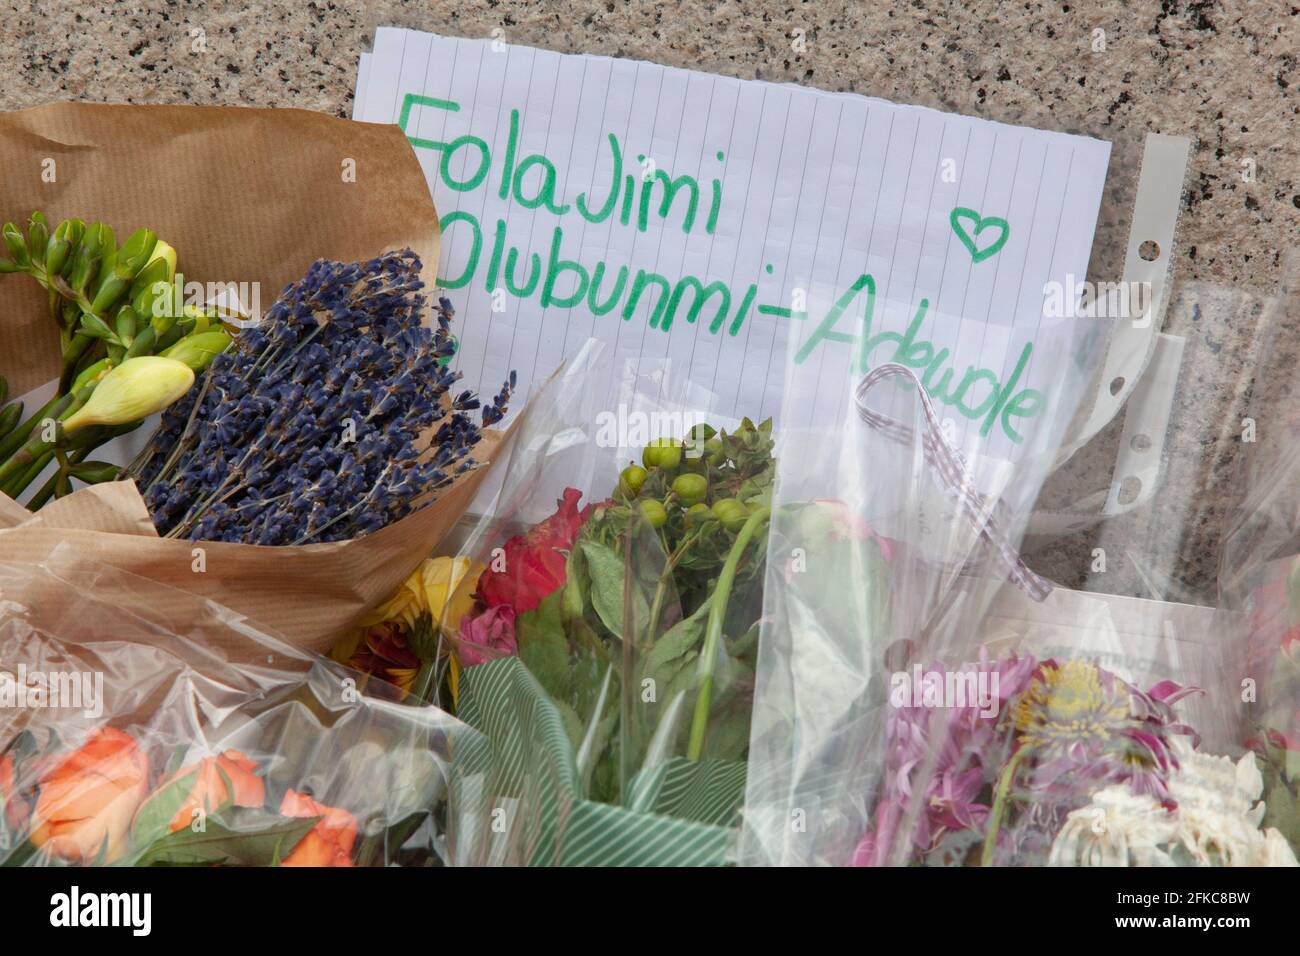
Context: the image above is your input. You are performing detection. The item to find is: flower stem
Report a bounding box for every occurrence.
[686,505,769,761]
[980,748,1026,866]
[0,394,66,463]
[409,660,438,705]
[644,527,704,649]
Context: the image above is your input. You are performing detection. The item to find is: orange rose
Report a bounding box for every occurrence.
[29,727,149,864]
[0,752,31,832]
[279,788,357,867]
[162,749,266,832]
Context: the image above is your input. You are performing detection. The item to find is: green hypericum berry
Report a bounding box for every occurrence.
[711,498,748,532]
[642,437,683,471]
[638,499,669,528]
[619,464,648,498]
[671,472,708,505]
[704,437,725,465]
[686,502,712,523]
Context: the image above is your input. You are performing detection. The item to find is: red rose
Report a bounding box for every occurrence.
[477,488,592,613]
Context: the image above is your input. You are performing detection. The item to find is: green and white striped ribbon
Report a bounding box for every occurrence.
[451,657,745,867]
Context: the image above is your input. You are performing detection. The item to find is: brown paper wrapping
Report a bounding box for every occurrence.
[0,102,509,654]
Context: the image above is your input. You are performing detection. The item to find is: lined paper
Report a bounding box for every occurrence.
[354,29,1111,464]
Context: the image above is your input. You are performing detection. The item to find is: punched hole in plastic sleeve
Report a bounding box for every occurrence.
[1052,133,1191,470]
[854,363,1051,602]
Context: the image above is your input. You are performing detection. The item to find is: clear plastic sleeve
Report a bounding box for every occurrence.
[1218,251,1300,862]
[739,354,1288,866]
[440,341,771,865]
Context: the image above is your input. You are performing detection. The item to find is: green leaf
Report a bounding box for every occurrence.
[516,590,571,702]
[129,768,198,849]
[1286,746,1300,785]
[562,544,589,622]
[134,808,320,867]
[580,539,648,640]
[643,594,712,683]
[1,729,36,763]
[1,838,42,867]
[1262,778,1299,843]
[352,810,429,868]
[700,692,753,762]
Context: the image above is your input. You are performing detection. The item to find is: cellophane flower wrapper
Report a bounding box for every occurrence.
[738,345,1250,865]
[739,365,1002,867]
[1219,251,1300,859]
[0,545,473,867]
[443,341,773,866]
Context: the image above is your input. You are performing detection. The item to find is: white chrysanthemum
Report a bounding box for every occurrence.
[1255,827,1300,867]
[1051,744,1299,867]
[1048,786,1177,867]
[1167,741,1278,866]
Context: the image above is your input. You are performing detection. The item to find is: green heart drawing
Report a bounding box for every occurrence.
[949,207,1010,263]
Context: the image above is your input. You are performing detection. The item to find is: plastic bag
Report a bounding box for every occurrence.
[0,545,471,867]
[740,361,1292,866]
[1218,252,1300,861]
[440,341,779,865]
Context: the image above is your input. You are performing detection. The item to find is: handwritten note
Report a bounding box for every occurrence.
[354,29,1111,460]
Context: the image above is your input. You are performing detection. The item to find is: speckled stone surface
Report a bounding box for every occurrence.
[2,0,1297,601]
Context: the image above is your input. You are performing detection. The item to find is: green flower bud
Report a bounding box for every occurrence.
[90,274,130,317]
[116,228,158,278]
[161,328,233,372]
[78,311,118,342]
[26,213,49,268]
[145,239,177,282]
[2,222,29,268]
[43,236,71,278]
[54,218,86,249]
[71,358,113,394]
[63,356,194,433]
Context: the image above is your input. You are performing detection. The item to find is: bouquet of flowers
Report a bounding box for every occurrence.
[341,345,802,864]
[853,645,1295,867]
[0,547,473,867]
[736,354,1299,867]
[0,106,515,655]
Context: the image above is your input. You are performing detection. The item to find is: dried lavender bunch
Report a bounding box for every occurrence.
[128,249,513,545]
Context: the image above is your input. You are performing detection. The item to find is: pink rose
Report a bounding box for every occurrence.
[458,605,518,666]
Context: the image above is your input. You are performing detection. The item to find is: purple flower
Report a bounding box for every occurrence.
[129,253,514,545]
[854,649,1037,866]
